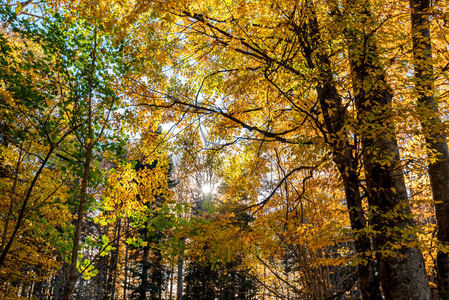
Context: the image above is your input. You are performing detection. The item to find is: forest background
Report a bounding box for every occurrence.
[1,0,449,299]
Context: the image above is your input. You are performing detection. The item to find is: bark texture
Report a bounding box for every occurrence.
[410,0,449,297]
[317,73,383,300]
[301,6,383,299]
[348,12,431,297]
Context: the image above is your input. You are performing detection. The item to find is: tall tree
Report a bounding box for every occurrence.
[410,0,449,297]
[41,13,127,300]
[0,6,79,279]
[292,4,382,298]
[342,1,431,298]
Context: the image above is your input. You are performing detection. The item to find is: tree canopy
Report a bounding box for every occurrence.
[1,0,449,299]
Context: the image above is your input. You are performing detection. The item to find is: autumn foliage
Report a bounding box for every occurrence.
[2,0,449,299]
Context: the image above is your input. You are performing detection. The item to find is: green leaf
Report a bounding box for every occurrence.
[101,235,109,245]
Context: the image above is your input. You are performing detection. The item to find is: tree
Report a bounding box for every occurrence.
[39,14,129,300]
[0,5,131,298]
[81,0,441,297]
[342,2,431,297]
[0,7,80,286]
[410,0,449,297]
[181,182,259,300]
[128,159,174,300]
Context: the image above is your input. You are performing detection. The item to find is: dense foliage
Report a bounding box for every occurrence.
[2,0,449,299]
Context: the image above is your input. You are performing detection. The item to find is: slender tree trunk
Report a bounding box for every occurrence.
[96,255,106,300]
[347,6,431,296]
[0,147,55,268]
[54,266,66,300]
[102,254,112,300]
[63,23,98,300]
[97,226,107,300]
[33,281,43,299]
[0,148,22,255]
[124,222,129,300]
[153,247,164,300]
[177,247,184,300]
[410,0,449,297]
[50,276,56,300]
[110,219,121,300]
[169,265,174,300]
[63,149,93,300]
[139,245,150,300]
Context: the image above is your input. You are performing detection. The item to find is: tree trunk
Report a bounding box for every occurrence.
[410,0,449,297]
[0,149,22,255]
[316,68,382,300]
[0,147,55,268]
[347,5,431,296]
[169,265,174,300]
[300,5,383,299]
[139,245,150,300]
[96,250,106,300]
[111,219,122,300]
[152,247,164,300]
[124,222,129,300]
[53,267,66,300]
[96,226,108,300]
[63,24,97,300]
[177,248,184,300]
[102,254,112,300]
[63,150,92,300]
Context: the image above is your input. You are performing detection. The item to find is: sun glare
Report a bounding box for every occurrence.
[202,183,211,194]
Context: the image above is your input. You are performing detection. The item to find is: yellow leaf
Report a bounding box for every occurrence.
[15,4,22,14]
